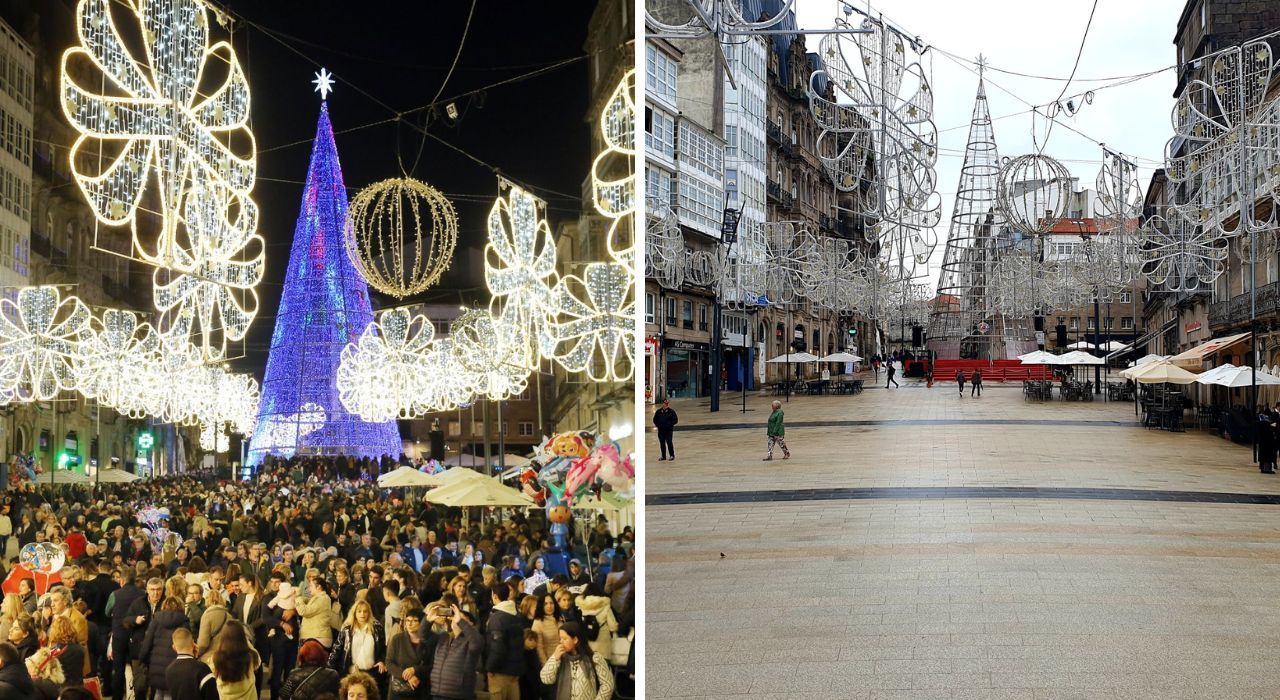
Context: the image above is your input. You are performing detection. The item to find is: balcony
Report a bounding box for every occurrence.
[766,122,783,145]
[1209,282,1280,329]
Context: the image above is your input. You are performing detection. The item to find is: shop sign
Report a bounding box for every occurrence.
[665,338,711,351]
[723,332,746,347]
[644,336,660,355]
[1185,321,1202,334]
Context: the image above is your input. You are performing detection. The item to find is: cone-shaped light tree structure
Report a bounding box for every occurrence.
[929,71,1006,360]
[247,101,401,464]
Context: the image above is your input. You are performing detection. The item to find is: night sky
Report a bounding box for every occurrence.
[217,1,595,376]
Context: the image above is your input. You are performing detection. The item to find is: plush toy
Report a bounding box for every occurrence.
[546,431,592,460]
[547,504,571,524]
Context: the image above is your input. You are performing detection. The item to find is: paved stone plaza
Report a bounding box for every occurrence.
[645,376,1280,698]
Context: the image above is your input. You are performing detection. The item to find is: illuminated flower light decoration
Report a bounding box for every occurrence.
[76,309,161,417]
[416,338,476,412]
[484,184,559,357]
[545,263,635,382]
[60,0,257,272]
[644,200,685,290]
[337,308,437,421]
[592,69,635,266]
[1139,210,1228,292]
[153,179,264,360]
[0,286,94,401]
[450,309,531,401]
[344,177,458,298]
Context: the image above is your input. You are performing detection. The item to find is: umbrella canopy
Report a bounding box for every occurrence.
[35,469,90,486]
[1122,359,1199,384]
[765,352,820,363]
[1017,350,1056,364]
[1196,366,1280,388]
[1129,354,1167,367]
[1048,351,1106,366]
[817,352,863,363]
[569,494,622,511]
[437,467,488,484]
[1067,341,1095,349]
[493,454,531,468]
[94,469,141,484]
[424,477,535,507]
[442,453,488,467]
[1098,340,1130,352]
[377,466,442,488]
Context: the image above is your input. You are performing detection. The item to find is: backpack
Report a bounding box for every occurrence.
[582,612,601,641]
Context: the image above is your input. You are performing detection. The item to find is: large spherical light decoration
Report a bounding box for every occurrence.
[344,177,459,298]
[997,154,1073,235]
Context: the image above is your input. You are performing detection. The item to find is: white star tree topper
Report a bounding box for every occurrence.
[313,68,335,100]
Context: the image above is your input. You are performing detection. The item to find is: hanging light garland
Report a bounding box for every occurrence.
[592,69,635,266]
[337,308,437,421]
[996,154,1073,235]
[0,286,93,401]
[644,200,685,290]
[344,177,458,298]
[76,309,160,416]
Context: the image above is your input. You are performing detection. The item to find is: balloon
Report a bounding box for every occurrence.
[593,442,634,490]
[19,543,38,570]
[564,455,601,499]
[547,504,571,524]
[37,542,64,574]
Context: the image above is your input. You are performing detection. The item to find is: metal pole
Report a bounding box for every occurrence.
[497,400,504,475]
[711,300,722,412]
[1094,291,1102,394]
[535,363,543,435]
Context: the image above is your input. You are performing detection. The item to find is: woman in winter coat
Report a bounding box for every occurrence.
[573,594,618,660]
[530,593,561,667]
[328,599,387,696]
[427,605,482,700]
[386,607,433,700]
[296,576,335,648]
[7,614,38,660]
[212,620,262,700]
[140,596,189,695]
[196,588,232,663]
[279,639,341,700]
[44,616,85,687]
[539,621,613,700]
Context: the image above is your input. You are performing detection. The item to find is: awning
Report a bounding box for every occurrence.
[1167,332,1250,369]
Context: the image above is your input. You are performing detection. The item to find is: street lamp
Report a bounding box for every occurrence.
[710,205,742,413]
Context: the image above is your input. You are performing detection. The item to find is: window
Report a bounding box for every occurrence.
[678,122,723,180]
[645,293,655,324]
[1087,318,1096,330]
[471,421,484,437]
[647,44,678,103]
[519,422,534,437]
[681,300,693,329]
[501,421,509,437]
[1121,317,1134,330]
[725,125,738,158]
[665,297,676,324]
[1119,291,1132,304]
[1104,318,1114,330]
[646,166,673,206]
[646,108,675,158]
[448,421,460,436]
[1069,318,1078,331]
[677,176,723,235]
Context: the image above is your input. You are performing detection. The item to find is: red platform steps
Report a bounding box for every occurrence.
[930,359,1052,383]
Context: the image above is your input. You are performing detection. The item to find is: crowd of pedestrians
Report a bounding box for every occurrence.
[0,455,635,699]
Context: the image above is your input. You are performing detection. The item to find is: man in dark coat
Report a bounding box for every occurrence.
[0,642,34,700]
[108,569,145,700]
[124,576,165,700]
[165,628,218,700]
[484,583,525,700]
[653,400,679,461]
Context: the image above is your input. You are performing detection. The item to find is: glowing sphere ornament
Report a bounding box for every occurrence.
[997,154,1073,235]
[344,177,458,298]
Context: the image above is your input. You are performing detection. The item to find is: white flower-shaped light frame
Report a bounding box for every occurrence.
[0,286,93,401]
[76,308,160,416]
[644,200,685,291]
[337,308,436,421]
[546,262,634,382]
[1140,211,1227,291]
[484,185,558,356]
[60,0,257,270]
[451,309,531,401]
[154,179,263,360]
[592,70,635,266]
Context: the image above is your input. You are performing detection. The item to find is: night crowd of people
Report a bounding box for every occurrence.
[0,455,635,699]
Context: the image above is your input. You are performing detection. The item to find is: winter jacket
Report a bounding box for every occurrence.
[214,646,261,700]
[0,661,34,700]
[385,630,429,700]
[429,622,483,700]
[124,595,158,659]
[278,663,340,700]
[196,604,231,662]
[141,609,189,690]
[327,622,385,673]
[767,409,785,437]
[164,654,218,700]
[296,590,334,647]
[540,652,614,700]
[485,600,525,677]
[575,596,618,659]
[653,407,678,431]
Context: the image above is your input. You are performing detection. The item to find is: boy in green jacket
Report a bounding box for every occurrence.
[764,400,791,461]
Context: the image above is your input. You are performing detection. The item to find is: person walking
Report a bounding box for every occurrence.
[763,400,790,461]
[971,369,983,398]
[956,369,966,396]
[1257,410,1277,474]
[653,400,678,462]
[885,360,899,388]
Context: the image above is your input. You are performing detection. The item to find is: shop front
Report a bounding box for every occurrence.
[722,330,755,392]
[644,336,660,404]
[664,339,710,399]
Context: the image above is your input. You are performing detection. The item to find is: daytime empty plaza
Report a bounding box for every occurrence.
[645,377,1280,699]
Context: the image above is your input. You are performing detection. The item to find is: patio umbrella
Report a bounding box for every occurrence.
[437,467,488,484]
[765,352,819,363]
[1048,351,1106,366]
[94,469,141,484]
[424,477,536,507]
[817,352,863,363]
[1017,350,1056,364]
[442,453,487,467]
[1196,366,1280,388]
[492,453,532,468]
[569,494,622,511]
[35,469,90,486]
[1067,341,1095,349]
[1098,340,1130,352]
[1123,359,1199,385]
[377,466,442,488]
[1129,354,1167,367]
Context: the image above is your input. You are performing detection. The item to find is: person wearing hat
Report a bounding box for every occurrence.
[567,559,591,587]
[653,399,679,461]
[264,574,299,699]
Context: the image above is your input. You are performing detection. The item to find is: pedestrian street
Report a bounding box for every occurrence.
[644,376,1280,698]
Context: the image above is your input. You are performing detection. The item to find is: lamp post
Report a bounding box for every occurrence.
[710,206,742,413]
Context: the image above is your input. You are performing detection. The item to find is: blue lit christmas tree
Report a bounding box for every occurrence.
[247,94,401,464]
